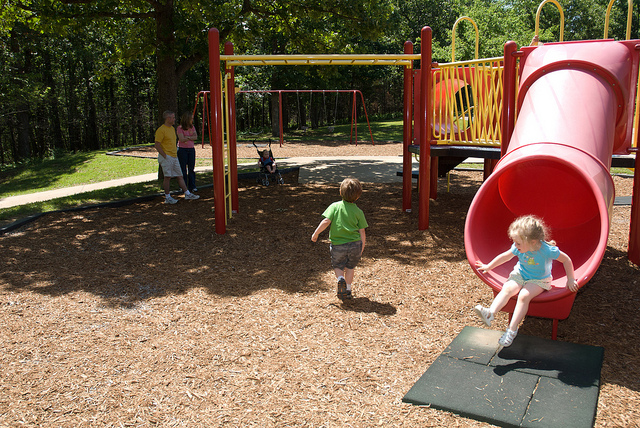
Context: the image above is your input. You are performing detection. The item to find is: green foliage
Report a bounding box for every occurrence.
[1,0,638,165]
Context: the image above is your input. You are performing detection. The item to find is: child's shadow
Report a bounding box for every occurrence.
[340,297,397,316]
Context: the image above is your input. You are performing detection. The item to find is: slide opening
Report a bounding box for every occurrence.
[465,156,609,296]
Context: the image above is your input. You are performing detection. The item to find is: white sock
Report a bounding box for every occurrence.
[165,194,171,198]
[337,276,345,282]
[346,284,352,291]
[185,190,192,196]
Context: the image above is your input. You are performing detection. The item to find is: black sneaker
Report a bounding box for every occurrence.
[337,278,348,300]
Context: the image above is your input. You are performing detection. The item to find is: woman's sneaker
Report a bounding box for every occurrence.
[474,305,494,327]
[165,195,178,204]
[185,193,200,200]
[499,329,518,347]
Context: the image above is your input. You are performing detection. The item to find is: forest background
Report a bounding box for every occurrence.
[1,0,638,166]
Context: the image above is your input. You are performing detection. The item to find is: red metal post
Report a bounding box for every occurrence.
[402,41,414,212]
[501,41,519,157]
[278,91,284,146]
[225,42,239,214]
[353,91,358,145]
[357,90,375,145]
[418,27,432,230]
[208,29,226,234]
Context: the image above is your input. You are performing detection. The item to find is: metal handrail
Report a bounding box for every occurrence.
[604,0,634,40]
[451,16,480,62]
[534,0,565,42]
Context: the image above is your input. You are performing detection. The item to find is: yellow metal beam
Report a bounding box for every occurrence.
[221,54,421,67]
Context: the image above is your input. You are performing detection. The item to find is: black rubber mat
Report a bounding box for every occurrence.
[403,326,603,427]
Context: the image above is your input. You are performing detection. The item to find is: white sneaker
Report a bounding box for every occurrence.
[165,195,178,204]
[474,305,494,327]
[184,193,200,200]
[499,329,518,347]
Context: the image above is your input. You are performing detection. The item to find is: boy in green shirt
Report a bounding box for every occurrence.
[312,178,368,300]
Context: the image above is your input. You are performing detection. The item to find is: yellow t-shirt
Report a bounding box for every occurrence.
[155,125,177,157]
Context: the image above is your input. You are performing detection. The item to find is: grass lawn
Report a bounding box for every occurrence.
[0,116,635,230]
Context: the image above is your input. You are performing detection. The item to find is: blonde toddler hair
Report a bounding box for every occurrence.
[508,215,556,245]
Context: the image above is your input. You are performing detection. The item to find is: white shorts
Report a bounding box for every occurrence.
[508,271,552,290]
[158,154,182,177]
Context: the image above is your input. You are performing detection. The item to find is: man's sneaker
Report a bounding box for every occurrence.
[474,305,494,327]
[184,193,200,200]
[499,329,518,347]
[165,195,178,204]
[337,277,348,300]
[192,188,198,192]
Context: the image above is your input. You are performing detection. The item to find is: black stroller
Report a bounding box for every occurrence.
[254,140,284,186]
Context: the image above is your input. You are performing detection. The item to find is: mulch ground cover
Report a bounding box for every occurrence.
[1,141,639,427]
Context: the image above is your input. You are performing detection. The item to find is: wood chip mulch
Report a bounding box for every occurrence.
[1,141,639,427]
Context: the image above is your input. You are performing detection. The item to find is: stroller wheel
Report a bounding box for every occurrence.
[264,179,270,186]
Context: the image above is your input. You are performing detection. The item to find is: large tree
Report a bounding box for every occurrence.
[9,0,393,123]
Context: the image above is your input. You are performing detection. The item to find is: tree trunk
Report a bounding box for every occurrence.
[16,106,31,160]
[84,60,99,150]
[270,93,279,137]
[66,55,80,152]
[155,0,178,122]
[43,51,65,151]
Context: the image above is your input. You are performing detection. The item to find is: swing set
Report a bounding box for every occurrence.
[235,89,374,146]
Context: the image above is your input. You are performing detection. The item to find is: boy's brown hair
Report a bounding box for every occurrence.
[340,178,362,203]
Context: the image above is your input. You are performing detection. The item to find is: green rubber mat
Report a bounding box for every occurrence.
[403,326,604,427]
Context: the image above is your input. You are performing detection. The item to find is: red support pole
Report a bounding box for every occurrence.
[278,91,284,147]
[501,41,519,158]
[402,41,414,212]
[208,28,226,234]
[418,27,432,230]
[353,91,358,145]
[357,90,375,145]
[225,42,239,214]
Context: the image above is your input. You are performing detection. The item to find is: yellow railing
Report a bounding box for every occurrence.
[431,57,504,147]
[534,0,565,42]
[222,73,232,222]
[451,16,479,62]
[604,0,634,40]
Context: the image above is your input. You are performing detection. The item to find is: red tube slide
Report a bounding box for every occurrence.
[465,40,640,321]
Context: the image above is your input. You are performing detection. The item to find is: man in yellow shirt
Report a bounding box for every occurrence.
[154,111,199,204]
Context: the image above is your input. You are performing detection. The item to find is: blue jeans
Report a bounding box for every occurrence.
[177,147,196,191]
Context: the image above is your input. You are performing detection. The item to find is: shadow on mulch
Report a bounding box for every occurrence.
[339,297,397,316]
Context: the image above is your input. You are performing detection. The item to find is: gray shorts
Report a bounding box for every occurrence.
[158,154,182,177]
[330,241,363,270]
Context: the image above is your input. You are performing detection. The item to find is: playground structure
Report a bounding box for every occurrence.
[205,1,640,336]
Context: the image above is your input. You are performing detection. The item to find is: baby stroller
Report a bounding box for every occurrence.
[254,139,284,186]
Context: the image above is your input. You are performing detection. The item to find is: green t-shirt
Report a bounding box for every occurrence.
[322,200,368,245]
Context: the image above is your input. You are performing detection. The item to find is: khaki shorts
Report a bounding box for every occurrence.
[158,154,182,177]
[508,272,552,291]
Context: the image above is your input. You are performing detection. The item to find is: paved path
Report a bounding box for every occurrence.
[0,156,416,209]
